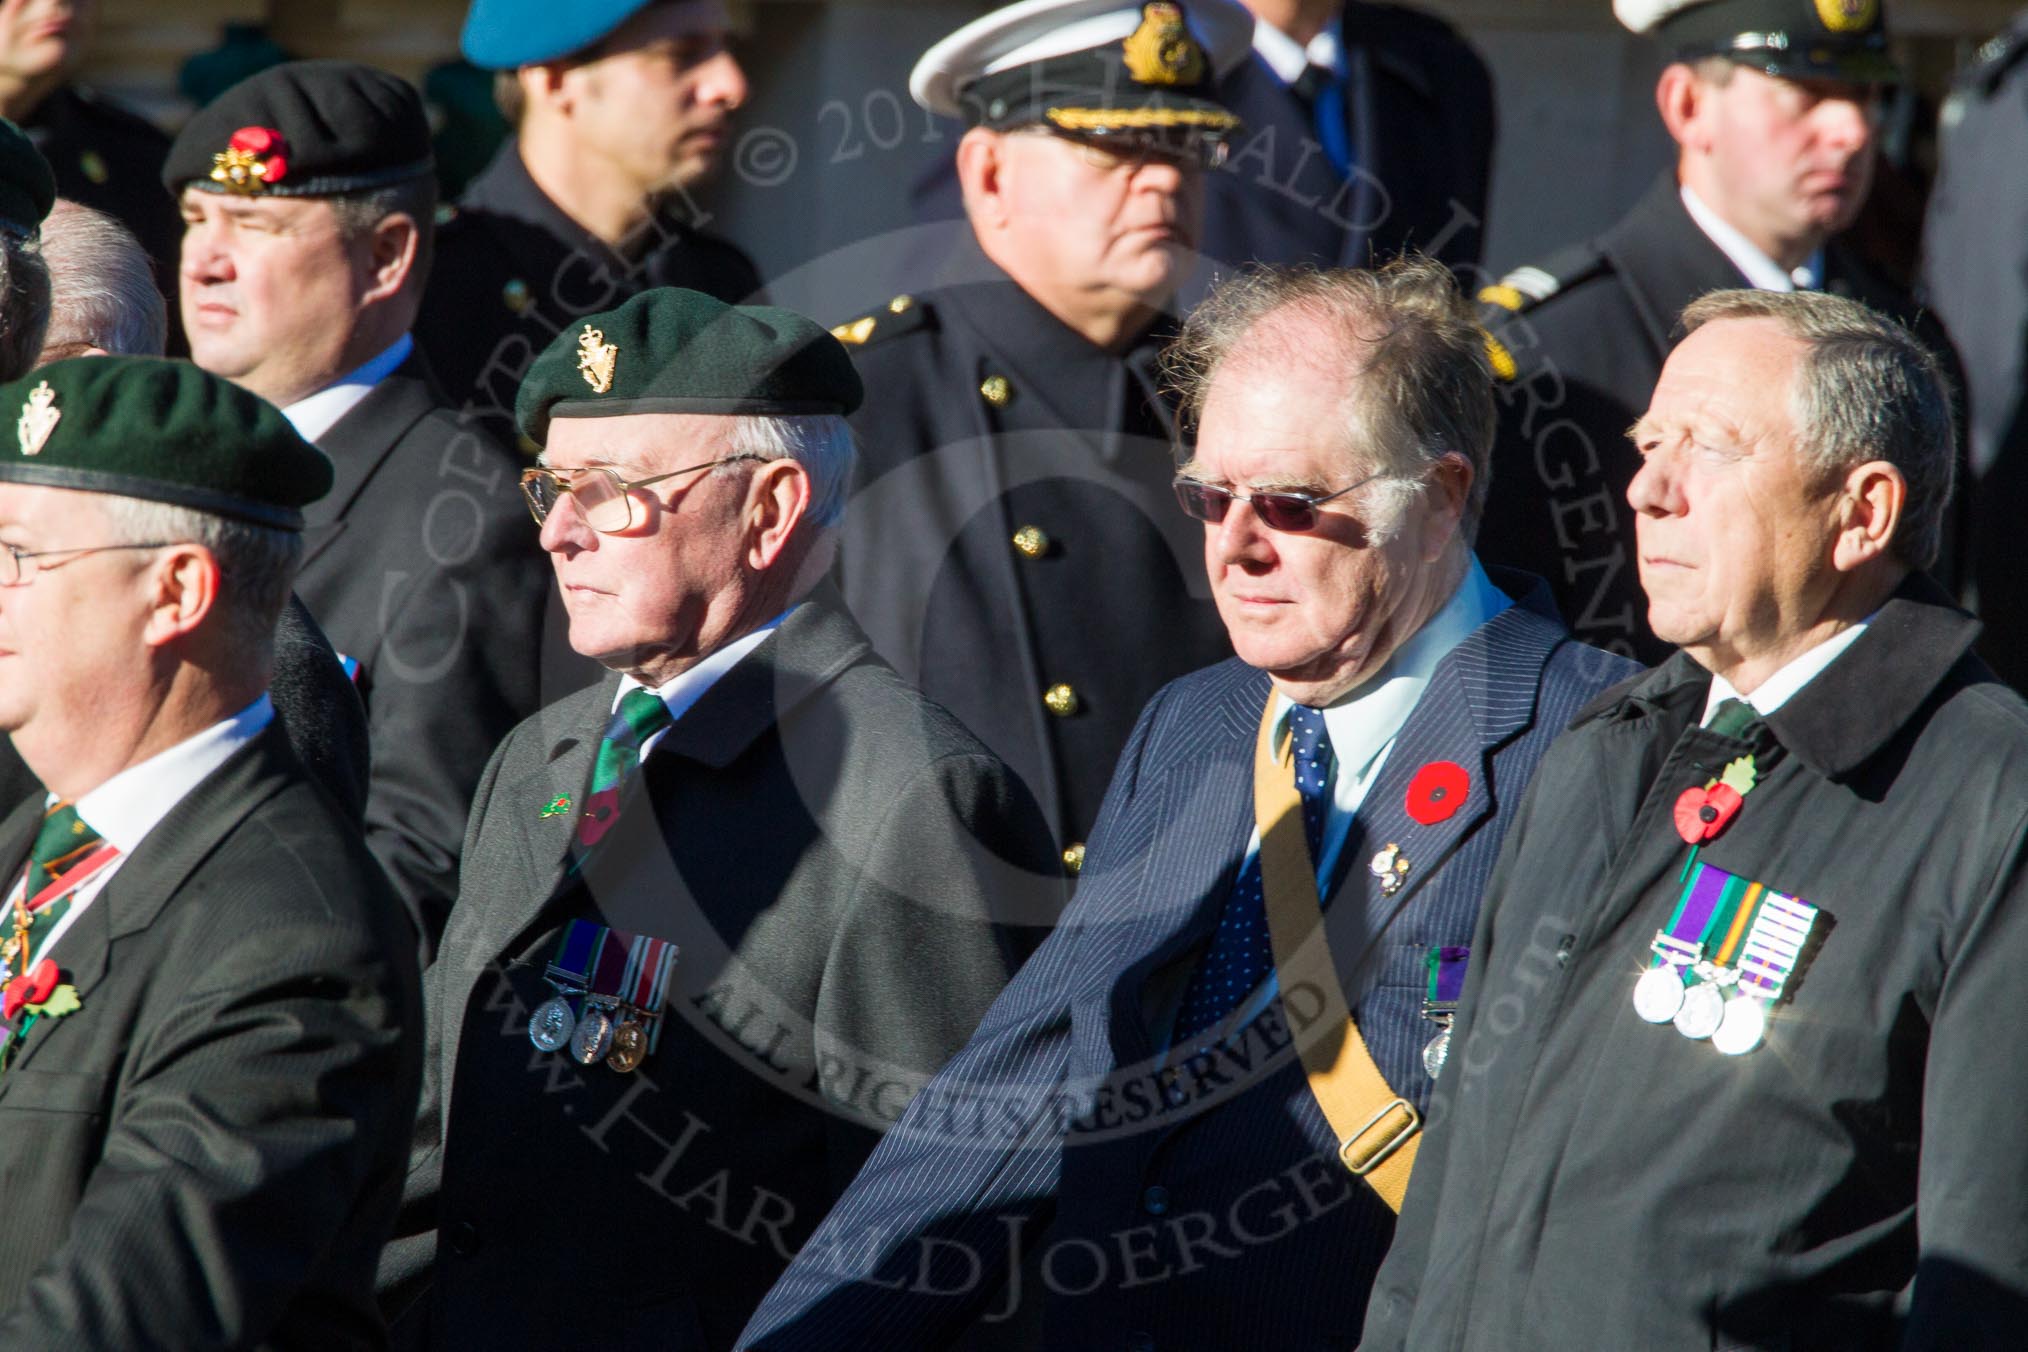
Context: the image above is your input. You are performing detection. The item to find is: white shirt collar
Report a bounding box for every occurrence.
[282,332,415,443]
[1273,554,1512,783]
[1679,185,1823,293]
[1701,620,1871,724]
[613,606,796,759]
[75,695,275,853]
[1252,12,1346,86]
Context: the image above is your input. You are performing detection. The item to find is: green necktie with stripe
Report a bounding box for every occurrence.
[18,800,104,959]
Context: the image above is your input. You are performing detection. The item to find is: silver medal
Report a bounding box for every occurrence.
[1673,981,1726,1040]
[1632,965,1687,1024]
[572,1004,615,1064]
[1711,995,1768,1056]
[527,995,577,1052]
[1422,1027,1452,1079]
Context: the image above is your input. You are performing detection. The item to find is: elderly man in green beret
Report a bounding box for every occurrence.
[378,286,1060,1350]
[0,357,420,1342]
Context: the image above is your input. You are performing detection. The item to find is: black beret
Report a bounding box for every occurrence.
[516,288,865,445]
[0,118,52,238]
[0,357,333,530]
[164,59,434,198]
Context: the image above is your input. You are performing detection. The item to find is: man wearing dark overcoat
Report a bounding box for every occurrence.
[738,257,1638,1350]
[376,287,1062,1351]
[167,60,548,955]
[0,356,420,1346]
[1363,289,2028,1350]
[828,0,1256,873]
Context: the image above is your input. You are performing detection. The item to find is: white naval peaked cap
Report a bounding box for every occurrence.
[1615,0,1705,34]
[910,0,1256,119]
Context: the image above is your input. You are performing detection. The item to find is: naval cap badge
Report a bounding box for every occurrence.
[1122,2,1206,87]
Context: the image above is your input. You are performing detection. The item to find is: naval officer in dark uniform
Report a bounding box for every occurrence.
[1472,0,1959,665]
[828,0,1252,870]
[419,0,763,442]
[0,4,175,307]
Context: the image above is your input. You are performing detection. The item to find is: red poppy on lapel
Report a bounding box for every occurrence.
[1406,761,1470,825]
[1673,783,1743,844]
[576,786,622,847]
[2,959,58,1021]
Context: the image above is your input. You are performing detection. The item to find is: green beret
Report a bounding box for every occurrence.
[164,59,434,198]
[0,118,53,238]
[0,358,333,530]
[516,288,865,445]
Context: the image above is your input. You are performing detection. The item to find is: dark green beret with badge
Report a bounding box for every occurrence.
[163,58,434,198]
[516,287,865,445]
[0,117,53,239]
[1615,0,1899,84]
[0,357,333,529]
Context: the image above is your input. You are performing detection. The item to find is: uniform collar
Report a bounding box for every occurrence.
[283,333,414,443]
[1678,184,1823,292]
[1252,12,1347,85]
[1701,618,1870,724]
[616,606,795,759]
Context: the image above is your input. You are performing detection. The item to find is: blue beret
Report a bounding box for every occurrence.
[460,0,656,70]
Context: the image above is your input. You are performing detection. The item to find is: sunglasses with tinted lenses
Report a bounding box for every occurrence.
[1171,471,1386,533]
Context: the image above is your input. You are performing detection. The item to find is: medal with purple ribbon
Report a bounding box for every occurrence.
[1712,889,1818,1056]
[1421,945,1468,1078]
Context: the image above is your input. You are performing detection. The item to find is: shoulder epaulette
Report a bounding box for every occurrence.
[1475,243,1610,319]
[1956,18,2028,99]
[829,293,933,349]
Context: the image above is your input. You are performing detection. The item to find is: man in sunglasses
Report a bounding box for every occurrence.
[168,60,548,958]
[378,287,1062,1350]
[825,0,1254,881]
[739,256,1637,1349]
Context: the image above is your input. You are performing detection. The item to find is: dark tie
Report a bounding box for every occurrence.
[1174,705,1334,1041]
[575,689,675,851]
[1706,697,1760,739]
[16,801,105,964]
[1291,62,1353,179]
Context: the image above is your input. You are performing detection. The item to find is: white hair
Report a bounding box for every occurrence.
[38,199,166,361]
[725,413,857,529]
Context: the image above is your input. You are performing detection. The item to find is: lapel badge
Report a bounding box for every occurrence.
[1122,2,1206,86]
[17,380,58,456]
[1371,843,1411,896]
[1406,760,1470,826]
[1673,754,1757,845]
[577,324,619,393]
[539,793,572,819]
[210,126,289,194]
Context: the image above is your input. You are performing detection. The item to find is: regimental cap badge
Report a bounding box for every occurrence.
[1122,2,1206,87]
[577,324,618,394]
[16,381,58,457]
[210,125,290,195]
[1814,0,1877,32]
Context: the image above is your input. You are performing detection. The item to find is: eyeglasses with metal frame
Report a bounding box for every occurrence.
[519,455,767,534]
[1171,470,1389,533]
[0,541,176,587]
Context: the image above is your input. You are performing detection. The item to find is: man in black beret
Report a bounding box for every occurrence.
[0,1,177,327]
[0,356,420,1344]
[1470,0,1964,666]
[167,59,550,958]
[418,0,763,445]
[377,287,1062,1350]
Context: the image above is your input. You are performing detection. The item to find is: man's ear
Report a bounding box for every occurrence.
[1417,452,1473,563]
[955,127,1009,231]
[140,544,221,650]
[1830,460,1905,573]
[1656,62,1713,155]
[746,459,813,572]
[359,211,422,304]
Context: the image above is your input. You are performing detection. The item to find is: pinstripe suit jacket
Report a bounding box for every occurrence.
[737,572,1639,1351]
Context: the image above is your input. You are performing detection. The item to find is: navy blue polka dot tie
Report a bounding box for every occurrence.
[1174,705,1334,1042]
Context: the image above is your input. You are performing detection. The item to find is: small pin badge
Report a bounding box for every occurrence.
[577,324,618,393]
[1371,843,1411,896]
[17,381,59,456]
[539,794,572,819]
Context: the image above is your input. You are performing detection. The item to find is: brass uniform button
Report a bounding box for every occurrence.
[502,279,531,314]
[980,375,1012,408]
[1062,843,1086,875]
[888,294,915,314]
[79,150,108,185]
[832,315,877,345]
[1043,683,1079,717]
[1011,525,1049,558]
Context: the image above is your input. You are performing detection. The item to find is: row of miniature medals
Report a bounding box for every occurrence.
[1631,743,1820,1056]
[527,919,680,1074]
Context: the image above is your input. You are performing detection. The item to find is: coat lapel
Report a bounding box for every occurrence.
[302,359,441,568]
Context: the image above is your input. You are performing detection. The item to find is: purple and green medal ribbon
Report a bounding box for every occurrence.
[1425,945,1468,1009]
[543,918,680,1044]
[1650,862,1771,977]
